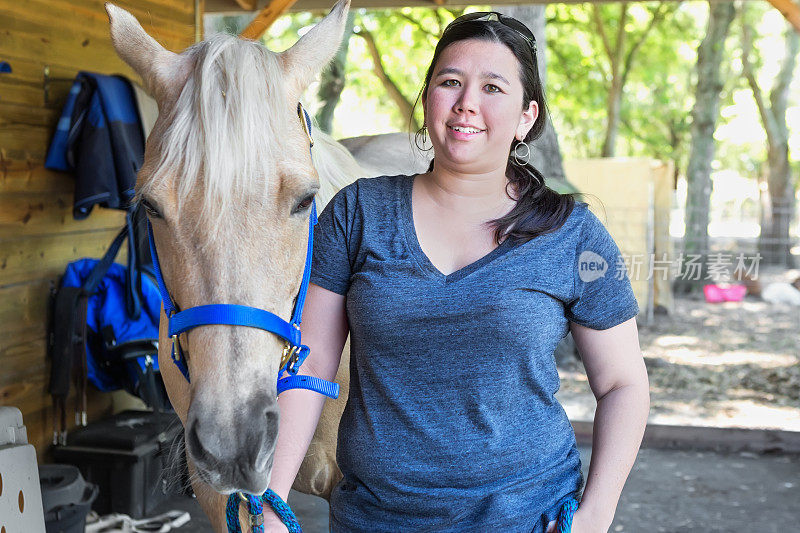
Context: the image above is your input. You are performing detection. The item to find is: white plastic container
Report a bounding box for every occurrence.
[0,406,46,531]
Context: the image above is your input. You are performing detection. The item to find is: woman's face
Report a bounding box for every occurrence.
[423,38,538,175]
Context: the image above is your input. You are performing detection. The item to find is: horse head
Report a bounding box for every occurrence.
[106,0,351,494]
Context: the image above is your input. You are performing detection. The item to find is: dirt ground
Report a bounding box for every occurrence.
[155,445,800,532]
[557,267,800,431]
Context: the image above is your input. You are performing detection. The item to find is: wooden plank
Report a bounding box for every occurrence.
[240,0,301,40]
[0,194,125,238]
[0,1,194,54]
[767,0,800,34]
[0,329,48,385]
[0,103,58,129]
[207,0,642,12]
[1,166,77,194]
[0,122,50,162]
[0,227,123,286]
[0,57,75,110]
[0,279,53,333]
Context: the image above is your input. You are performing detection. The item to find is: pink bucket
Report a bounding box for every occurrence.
[703,284,746,303]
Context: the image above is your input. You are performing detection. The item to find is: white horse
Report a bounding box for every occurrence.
[106,1,410,529]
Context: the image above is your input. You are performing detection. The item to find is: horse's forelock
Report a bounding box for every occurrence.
[140,34,290,227]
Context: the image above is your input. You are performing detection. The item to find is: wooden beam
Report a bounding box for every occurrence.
[207,0,709,14]
[239,0,300,40]
[766,0,800,34]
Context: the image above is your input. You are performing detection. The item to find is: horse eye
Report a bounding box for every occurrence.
[293,194,315,215]
[141,198,162,219]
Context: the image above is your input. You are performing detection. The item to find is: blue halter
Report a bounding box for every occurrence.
[146,104,338,401]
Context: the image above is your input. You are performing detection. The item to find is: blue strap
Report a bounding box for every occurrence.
[146,220,175,316]
[169,305,302,346]
[277,375,339,398]
[289,201,317,327]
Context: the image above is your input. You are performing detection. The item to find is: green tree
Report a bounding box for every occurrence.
[741,5,799,266]
[545,2,698,164]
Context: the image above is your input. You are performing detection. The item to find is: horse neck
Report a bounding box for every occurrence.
[312,130,367,210]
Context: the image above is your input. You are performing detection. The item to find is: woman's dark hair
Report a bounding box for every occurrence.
[416,16,576,245]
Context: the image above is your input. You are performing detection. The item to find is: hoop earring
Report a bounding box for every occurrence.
[415,125,432,152]
[512,141,530,166]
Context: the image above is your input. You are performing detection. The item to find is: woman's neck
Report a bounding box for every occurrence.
[420,165,515,217]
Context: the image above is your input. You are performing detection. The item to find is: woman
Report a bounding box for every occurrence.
[266,12,649,532]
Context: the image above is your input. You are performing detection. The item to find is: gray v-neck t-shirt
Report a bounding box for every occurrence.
[310,174,639,532]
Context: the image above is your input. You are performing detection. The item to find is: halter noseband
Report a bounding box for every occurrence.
[146,104,338,400]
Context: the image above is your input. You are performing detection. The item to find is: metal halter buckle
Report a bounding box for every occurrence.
[171,334,181,359]
[281,343,301,374]
[298,103,314,148]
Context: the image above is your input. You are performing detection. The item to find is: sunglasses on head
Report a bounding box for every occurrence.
[444,11,537,55]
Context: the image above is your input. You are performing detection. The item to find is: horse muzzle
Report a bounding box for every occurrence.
[185,394,279,494]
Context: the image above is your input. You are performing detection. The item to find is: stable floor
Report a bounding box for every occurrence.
[152,446,800,532]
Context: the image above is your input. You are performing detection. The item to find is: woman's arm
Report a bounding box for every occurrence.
[567,317,649,533]
[262,282,349,531]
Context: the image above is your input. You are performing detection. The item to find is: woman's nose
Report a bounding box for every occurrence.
[454,86,479,114]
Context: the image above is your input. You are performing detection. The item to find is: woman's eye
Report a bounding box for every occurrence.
[442,79,460,87]
[141,198,162,219]
[485,84,501,93]
[293,194,315,214]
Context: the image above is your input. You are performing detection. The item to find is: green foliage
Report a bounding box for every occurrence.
[545,2,704,164]
[254,7,487,137]
[205,3,798,181]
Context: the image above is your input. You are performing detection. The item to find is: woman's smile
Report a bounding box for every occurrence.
[447,122,486,139]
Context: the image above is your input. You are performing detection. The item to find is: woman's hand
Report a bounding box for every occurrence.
[262,511,290,533]
[570,507,605,532]
[544,507,606,533]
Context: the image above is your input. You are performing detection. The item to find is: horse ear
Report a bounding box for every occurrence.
[279,0,351,101]
[105,3,187,104]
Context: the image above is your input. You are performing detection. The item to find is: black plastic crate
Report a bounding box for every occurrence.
[52,410,184,518]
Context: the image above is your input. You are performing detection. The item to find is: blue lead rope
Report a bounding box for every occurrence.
[226,490,301,533]
[556,498,580,532]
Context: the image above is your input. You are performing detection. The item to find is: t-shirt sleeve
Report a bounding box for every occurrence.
[309,184,356,295]
[565,207,640,330]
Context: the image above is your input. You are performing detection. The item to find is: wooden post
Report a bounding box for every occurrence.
[239,0,300,40]
[767,0,800,34]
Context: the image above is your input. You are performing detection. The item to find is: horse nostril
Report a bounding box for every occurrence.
[187,418,224,463]
[253,405,280,472]
[264,404,279,442]
[186,421,203,459]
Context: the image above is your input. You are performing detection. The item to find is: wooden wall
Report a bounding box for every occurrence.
[0,0,199,458]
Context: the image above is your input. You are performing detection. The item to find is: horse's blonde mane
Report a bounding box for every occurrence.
[139,32,365,221]
[140,33,288,218]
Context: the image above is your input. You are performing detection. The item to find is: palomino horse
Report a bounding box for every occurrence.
[106,1,411,529]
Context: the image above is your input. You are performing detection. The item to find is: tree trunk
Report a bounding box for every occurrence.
[754,28,799,266]
[682,0,735,284]
[355,26,419,132]
[315,13,355,134]
[598,3,629,157]
[762,141,796,265]
[504,5,566,182]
